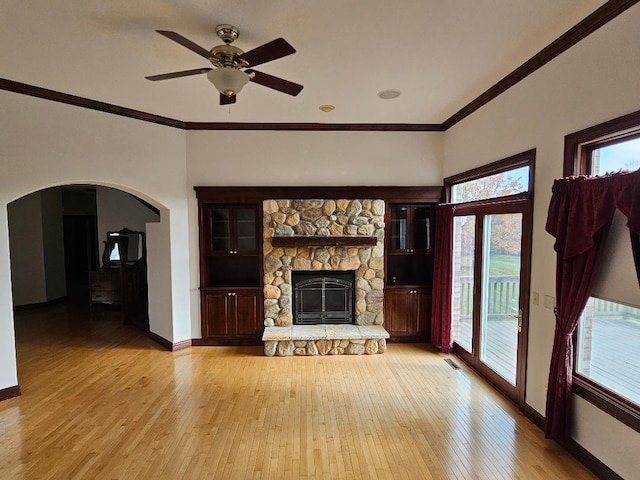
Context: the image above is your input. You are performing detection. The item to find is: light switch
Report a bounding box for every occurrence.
[532,292,539,306]
[544,295,555,310]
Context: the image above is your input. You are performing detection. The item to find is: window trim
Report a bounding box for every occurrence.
[565,107,640,434]
[563,109,640,177]
[444,149,535,204]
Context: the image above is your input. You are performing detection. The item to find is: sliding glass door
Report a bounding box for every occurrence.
[451,204,531,404]
[479,213,522,386]
[451,216,475,353]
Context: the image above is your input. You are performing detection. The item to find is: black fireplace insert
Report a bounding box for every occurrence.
[292,271,355,325]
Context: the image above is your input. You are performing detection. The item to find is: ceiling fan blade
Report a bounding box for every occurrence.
[220,93,237,105]
[239,38,296,67]
[145,68,212,81]
[156,30,212,59]
[246,69,303,96]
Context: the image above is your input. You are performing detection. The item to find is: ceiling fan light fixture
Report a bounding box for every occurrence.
[207,67,250,96]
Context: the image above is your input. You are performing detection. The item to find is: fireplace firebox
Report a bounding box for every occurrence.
[292,271,355,325]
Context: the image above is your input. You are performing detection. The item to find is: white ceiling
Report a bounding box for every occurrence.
[0,1,607,124]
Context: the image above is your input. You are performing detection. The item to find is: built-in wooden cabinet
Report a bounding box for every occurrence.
[202,288,263,343]
[198,201,263,345]
[385,203,434,342]
[385,287,431,341]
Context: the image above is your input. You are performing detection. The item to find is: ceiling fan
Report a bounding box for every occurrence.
[146,24,303,105]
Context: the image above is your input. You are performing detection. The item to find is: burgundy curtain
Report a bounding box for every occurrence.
[632,231,640,285]
[545,170,640,440]
[431,204,455,353]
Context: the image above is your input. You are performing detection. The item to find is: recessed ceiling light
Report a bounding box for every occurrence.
[319,104,335,112]
[378,89,401,100]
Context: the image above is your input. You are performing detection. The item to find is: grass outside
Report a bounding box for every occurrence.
[458,254,520,276]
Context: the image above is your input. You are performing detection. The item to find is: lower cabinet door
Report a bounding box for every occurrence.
[385,288,416,337]
[385,287,432,341]
[203,291,230,338]
[234,289,263,338]
[416,290,432,341]
[202,288,263,343]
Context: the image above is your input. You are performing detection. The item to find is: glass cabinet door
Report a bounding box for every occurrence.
[413,207,431,251]
[390,205,432,252]
[390,207,408,250]
[236,207,257,252]
[210,207,231,252]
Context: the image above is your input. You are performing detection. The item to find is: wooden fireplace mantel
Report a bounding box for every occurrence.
[271,236,378,248]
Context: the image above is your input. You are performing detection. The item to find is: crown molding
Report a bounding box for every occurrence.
[184,122,443,131]
[0,78,185,129]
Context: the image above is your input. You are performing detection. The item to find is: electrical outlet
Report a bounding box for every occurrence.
[544,295,555,310]
[532,291,539,306]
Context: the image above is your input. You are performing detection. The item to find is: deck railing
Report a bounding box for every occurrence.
[591,298,640,321]
[455,275,519,320]
[455,276,640,322]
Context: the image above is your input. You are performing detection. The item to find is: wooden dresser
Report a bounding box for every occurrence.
[88,228,149,332]
[89,268,122,306]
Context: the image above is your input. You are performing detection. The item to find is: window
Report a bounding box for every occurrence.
[576,298,640,406]
[566,111,640,432]
[450,165,530,204]
[590,136,640,175]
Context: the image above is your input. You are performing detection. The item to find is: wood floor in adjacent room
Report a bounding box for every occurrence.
[1,302,594,480]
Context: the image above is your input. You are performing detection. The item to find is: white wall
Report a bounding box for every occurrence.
[0,91,191,392]
[7,193,47,306]
[443,5,640,478]
[0,207,19,390]
[145,209,174,342]
[187,130,443,187]
[8,190,66,306]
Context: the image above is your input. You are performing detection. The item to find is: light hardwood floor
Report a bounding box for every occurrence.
[0,301,594,479]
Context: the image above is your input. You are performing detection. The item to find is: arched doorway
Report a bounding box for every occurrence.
[3,183,176,398]
[8,184,160,317]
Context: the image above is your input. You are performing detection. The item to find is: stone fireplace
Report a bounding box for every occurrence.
[261,199,389,356]
[262,199,385,328]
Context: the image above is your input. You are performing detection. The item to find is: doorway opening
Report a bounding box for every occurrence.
[8,185,160,330]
